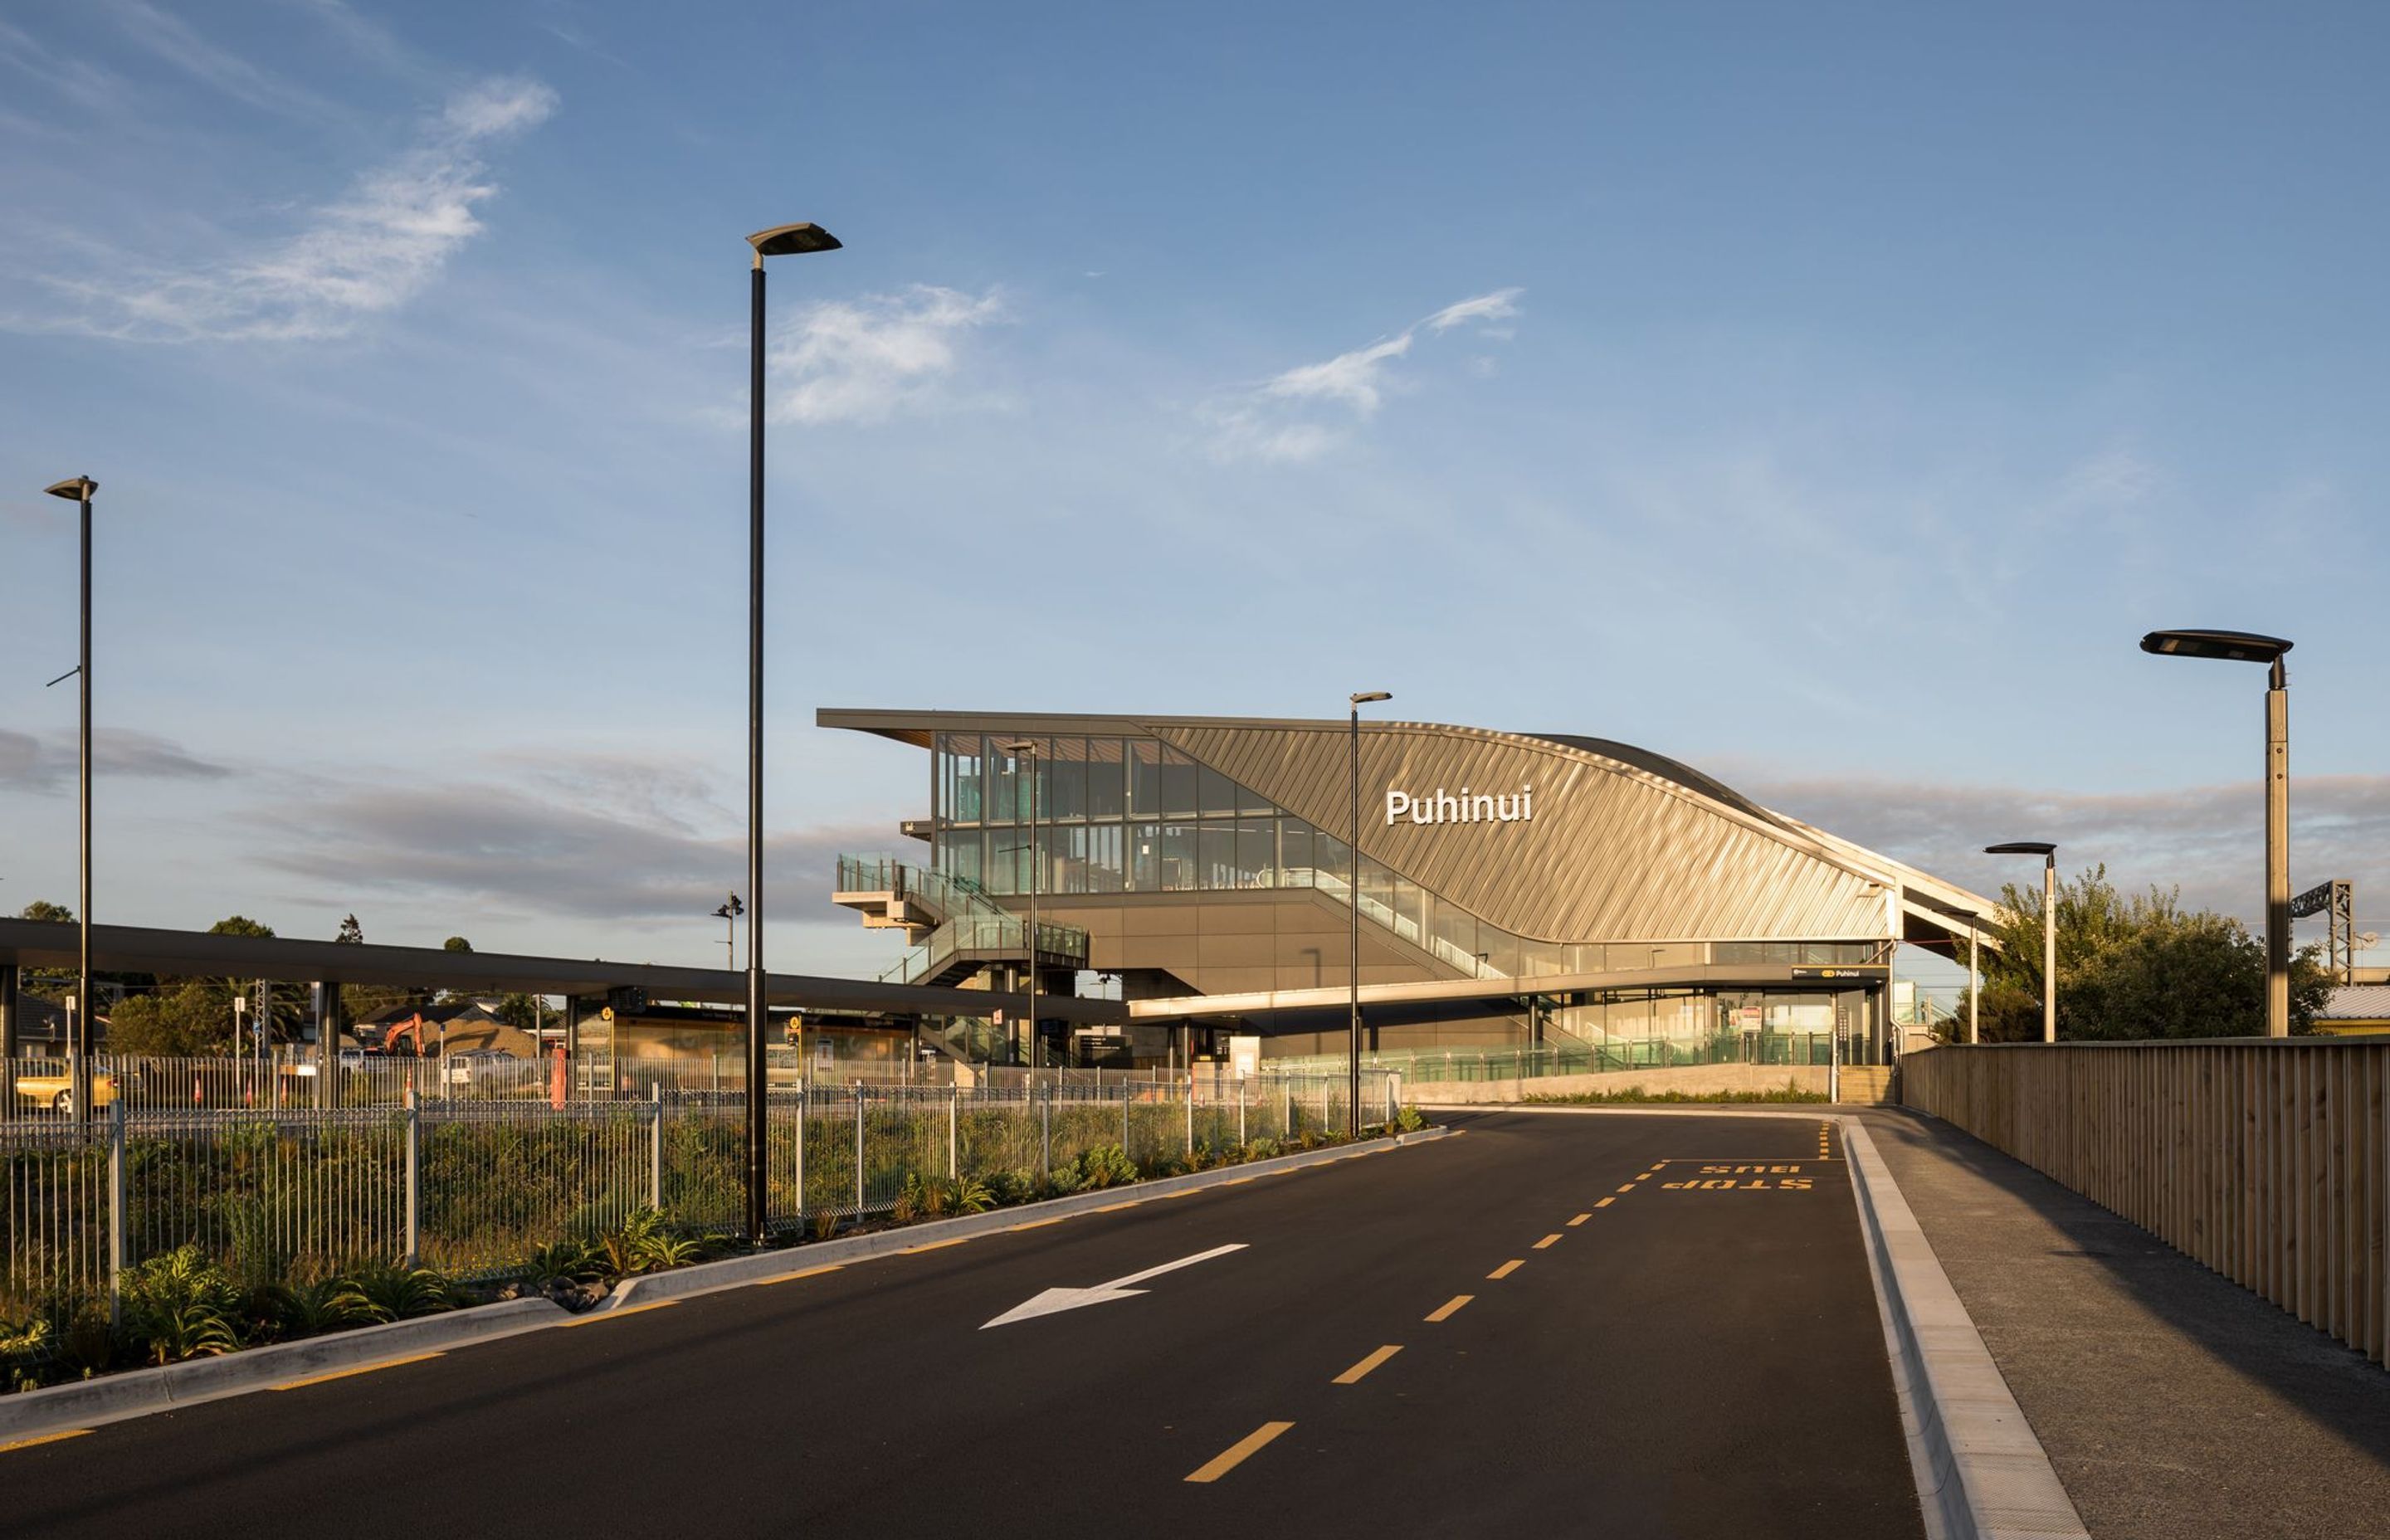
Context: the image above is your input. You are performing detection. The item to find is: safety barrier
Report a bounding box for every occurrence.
[1900,1040,2389,1367]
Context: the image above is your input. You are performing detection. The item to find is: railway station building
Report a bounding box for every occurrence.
[822,710,2004,1070]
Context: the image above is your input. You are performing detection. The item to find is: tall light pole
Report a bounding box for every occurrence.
[743,222,841,1245]
[1348,691,1391,1133]
[2141,629,2295,1037]
[998,740,1040,1073]
[1986,842,2058,1042]
[45,476,96,1117]
[711,894,744,972]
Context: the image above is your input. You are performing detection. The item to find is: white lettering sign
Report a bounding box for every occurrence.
[1385,785,1534,826]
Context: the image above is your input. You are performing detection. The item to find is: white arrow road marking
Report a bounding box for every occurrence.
[979,1242,1249,1328]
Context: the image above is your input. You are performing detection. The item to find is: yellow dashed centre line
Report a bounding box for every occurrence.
[1566,1212,1592,1226]
[0,1428,91,1455]
[1532,1233,1562,1250]
[1425,1294,1474,1323]
[1594,1196,1615,1208]
[1487,1259,1525,1279]
[271,1351,445,1389]
[1615,1185,1637,1194]
[1333,1345,1403,1384]
[1186,1421,1295,1483]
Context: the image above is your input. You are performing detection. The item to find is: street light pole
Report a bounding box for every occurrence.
[712,894,744,972]
[999,740,1040,1074]
[1985,842,2059,1042]
[741,222,840,1246]
[2140,630,2296,1037]
[45,476,96,1117]
[2265,658,2290,1036]
[1347,691,1390,1135]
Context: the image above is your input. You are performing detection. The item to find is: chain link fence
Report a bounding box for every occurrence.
[2,1070,1400,1323]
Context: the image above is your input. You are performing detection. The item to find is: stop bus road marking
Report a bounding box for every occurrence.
[1661,1164,1815,1192]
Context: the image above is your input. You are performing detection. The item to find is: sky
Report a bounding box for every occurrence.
[2,1,2387,981]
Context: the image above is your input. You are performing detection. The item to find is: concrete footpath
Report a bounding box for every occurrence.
[1862,1109,2390,1540]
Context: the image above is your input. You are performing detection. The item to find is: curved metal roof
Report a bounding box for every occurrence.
[818,709,2004,947]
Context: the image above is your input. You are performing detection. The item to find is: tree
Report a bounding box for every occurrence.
[441,936,473,953]
[207,915,274,940]
[106,982,237,1056]
[335,914,363,945]
[18,899,73,924]
[1976,865,2333,1040]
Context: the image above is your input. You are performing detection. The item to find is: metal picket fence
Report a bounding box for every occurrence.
[2,1072,1399,1323]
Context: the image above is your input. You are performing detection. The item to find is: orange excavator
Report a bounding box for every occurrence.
[376,1012,436,1056]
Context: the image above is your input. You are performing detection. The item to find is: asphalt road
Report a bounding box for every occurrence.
[8,1111,1922,1539]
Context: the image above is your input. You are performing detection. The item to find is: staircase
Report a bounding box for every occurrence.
[835,855,1089,989]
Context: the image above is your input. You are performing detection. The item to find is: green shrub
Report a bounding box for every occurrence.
[254,1277,367,1339]
[122,1245,243,1364]
[2,1313,53,1390]
[983,1168,1039,1206]
[347,1263,456,1322]
[1078,1143,1139,1190]
[1393,1105,1430,1133]
[524,1237,604,1284]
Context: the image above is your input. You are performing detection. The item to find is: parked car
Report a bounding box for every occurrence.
[441,1049,513,1084]
[9,1067,119,1114]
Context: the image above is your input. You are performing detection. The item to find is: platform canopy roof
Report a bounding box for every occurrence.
[0,919,1128,1026]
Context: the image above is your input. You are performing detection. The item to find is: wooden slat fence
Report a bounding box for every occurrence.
[1901,1040,2388,1367]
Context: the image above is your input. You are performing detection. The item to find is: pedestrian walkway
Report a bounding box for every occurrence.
[1864,1108,2390,1540]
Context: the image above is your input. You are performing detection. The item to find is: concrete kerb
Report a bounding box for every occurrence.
[604,1124,1451,1309]
[0,1125,1451,1445]
[1441,1104,2085,1540]
[1842,1118,2088,1540]
[0,1296,568,1444]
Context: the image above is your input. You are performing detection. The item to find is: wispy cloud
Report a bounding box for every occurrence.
[1204,287,1524,463]
[250,755,881,923]
[0,729,233,792]
[0,19,138,115]
[105,1,339,122]
[1262,333,1413,415]
[15,76,558,343]
[766,285,1007,425]
[1424,287,1523,334]
[1747,770,2390,937]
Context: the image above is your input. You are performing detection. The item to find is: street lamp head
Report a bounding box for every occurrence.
[746,223,841,264]
[44,476,96,502]
[2139,629,2293,665]
[1984,841,2057,857]
[1349,691,1392,705]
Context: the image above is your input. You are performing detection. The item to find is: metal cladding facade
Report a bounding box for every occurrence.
[1147,719,1893,943]
[819,709,1997,955]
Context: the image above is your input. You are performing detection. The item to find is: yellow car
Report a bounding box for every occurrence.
[10,1068,119,1114]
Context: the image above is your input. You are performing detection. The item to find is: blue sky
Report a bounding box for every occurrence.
[3,1,2387,977]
